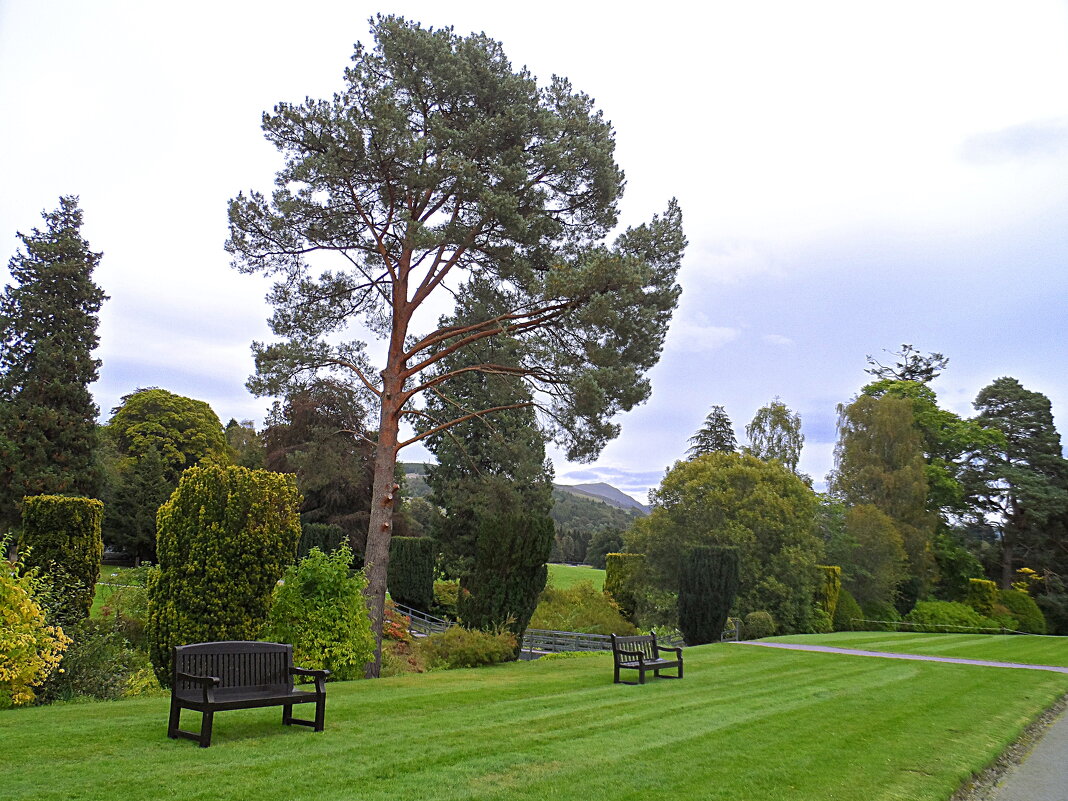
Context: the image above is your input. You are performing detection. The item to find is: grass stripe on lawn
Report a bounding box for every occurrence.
[3,640,1066,801]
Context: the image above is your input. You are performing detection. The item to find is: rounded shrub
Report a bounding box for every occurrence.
[859,601,901,631]
[833,588,864,631]
[416,626,517,670]
[742,610,776,640]
[998,589,1047,634]
[146,465,302,685]
[529,581,637,636]
[966,578,998,618]
[262,545,375,680]
[903,600,1001,633]
[19,495,103,627]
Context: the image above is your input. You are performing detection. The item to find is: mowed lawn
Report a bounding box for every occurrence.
[5,637,1068,801]
[546,563,606,591]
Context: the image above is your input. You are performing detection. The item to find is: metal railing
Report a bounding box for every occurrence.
[522,629,613,653]
[390,601,453,635]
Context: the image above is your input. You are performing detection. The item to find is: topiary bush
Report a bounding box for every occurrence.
[678,545,740,645]
[833,587,864,631]
[388,536,435,610]
[528,581,638,636]
[416,626,517,670]
[903,600,1001,633]
[0,540,71,708]
[604,553,645,621]
[998,589,1047,634]
[966,578,998,618]
[262,545,375,681]
[146,465,302,685]
[742,610,776,640]
[815,565,842,620]
[19,495,103,627]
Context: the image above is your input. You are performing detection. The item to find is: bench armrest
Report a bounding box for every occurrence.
[291,666,331,692]
[613,648,644,661]
[174,671,220,704]
[655,645,683,657]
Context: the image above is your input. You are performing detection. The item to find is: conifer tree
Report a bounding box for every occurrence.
[687,405,737,458]
[0,197,107,530]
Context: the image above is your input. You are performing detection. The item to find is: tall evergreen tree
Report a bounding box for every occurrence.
[864,344,948,383]
[0,197,107,530]
[744,397,804,473]
[969,377,1068,588]
[687,405,737,458]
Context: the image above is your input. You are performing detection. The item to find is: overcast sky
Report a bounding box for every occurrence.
[2,1,1066,502]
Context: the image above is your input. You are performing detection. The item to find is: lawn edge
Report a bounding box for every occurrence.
[950,691,1068,801]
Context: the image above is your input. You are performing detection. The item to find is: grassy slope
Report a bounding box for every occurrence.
[4,639,1067,801]
[546,563,606,591]
[768,631,1068,667]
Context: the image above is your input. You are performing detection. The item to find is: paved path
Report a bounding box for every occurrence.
[732,640,1068,674]
[733,641,1068,800]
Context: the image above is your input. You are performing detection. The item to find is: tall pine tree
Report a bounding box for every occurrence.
[687,405,737,458]
[0,197,107,530]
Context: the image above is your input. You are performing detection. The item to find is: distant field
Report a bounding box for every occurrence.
[547,563,606,591]
[769,631,1068,668]
[4,637,1068,801]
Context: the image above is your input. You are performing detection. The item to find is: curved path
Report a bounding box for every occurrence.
[731,640,1068,673]
[732,641,1068,800]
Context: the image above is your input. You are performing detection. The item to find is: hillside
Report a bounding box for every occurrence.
[554,482,650,514]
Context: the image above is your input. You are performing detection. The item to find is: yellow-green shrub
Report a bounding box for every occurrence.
[529,581,637,635]
[966,578,998,618]
[416,626,516,670]
[147,465,301,685]
[0,554,71,708]
[815,565,842,619]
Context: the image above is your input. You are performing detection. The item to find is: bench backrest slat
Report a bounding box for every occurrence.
[611,633,661,662]
[174,641,293,692]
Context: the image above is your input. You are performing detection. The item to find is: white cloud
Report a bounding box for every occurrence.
[763,334,794,347]
[665,318,741,353]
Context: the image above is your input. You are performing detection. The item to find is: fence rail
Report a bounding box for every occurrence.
[390,601,453,635]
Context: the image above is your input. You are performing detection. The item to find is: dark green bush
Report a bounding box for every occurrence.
[809,606,833,634]
[742,610,776,640]
[966,578,998,617]
[833,587,864,631]
[815,565,842,620]
[998,589,1047,634]
[416,626,517,670]
[528,581,638,636]
[458,513,553,646]
[859,601,901,631]
[19,495,103,627]
[903,600,1001,633]
[388,536,435,610]
[146,465,302,685]
[298,522,347,560]
[604,553,645,621]
[678,545,739,645]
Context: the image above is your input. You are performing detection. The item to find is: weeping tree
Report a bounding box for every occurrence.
[745,397,803,474]
[226,16,685,675]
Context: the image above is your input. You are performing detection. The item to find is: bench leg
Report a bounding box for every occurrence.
[199,710,214,748]
[314,696,326,732]
[614,664,621,684]
[282,704,293,726]
[168,699,181,739]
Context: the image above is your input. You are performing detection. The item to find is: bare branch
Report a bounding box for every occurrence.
[397,401,535,449]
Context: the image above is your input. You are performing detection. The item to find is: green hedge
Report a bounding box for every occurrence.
[999,589,1047,634]
[298,522,347,560]
[389,537,435,610]
[966,579,998,618]
[20,495,103,627]
[146,466,301,685]
[903,600,1001,633]
[678,545,739,645]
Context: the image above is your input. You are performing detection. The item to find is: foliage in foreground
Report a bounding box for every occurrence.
[262,546,375,681]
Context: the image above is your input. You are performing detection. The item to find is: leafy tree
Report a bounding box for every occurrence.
[262,379,376,556]
[226,16,685,674]
[744,397,803,473]
[969,377,1068,588]
[104,444,170,563]
[687,405,737,458]
[829,394,937,602]
[105,388,231,486]
[0,197,107,530]
[829,504,908,612]
[865,344,948,383]
[225,419,265,469]
[627,452,822,633]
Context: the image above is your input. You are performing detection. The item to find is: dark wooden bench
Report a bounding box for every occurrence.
[610,633,684,685]
[168,641,330,747]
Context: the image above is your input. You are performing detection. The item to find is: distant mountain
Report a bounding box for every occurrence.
[554,482,650,515]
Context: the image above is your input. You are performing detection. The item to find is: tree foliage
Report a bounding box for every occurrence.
[627,452,822,633]
[0,197,106,529]
[687,405,736,458]
[969,377,1068,588]
[263,379,376,555]
[146,466,301,685]
[864,344,948,383]
[744,397,803,473]
[388,536,435,610]
[226,16,685,674]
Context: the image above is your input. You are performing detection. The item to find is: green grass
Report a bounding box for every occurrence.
[769,631,1068,667]
[4,637,1068,801]
[91,566,143,616]
[547,563,606,591]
